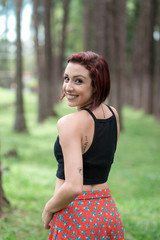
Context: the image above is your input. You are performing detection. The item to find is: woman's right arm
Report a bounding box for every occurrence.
[42,114,84,228]
[54,178,64,195]
[110,106,120,140]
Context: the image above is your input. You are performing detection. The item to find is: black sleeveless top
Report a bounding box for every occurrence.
[54,105,117,185]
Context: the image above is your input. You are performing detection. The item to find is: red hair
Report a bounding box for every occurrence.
[63,51,110,110]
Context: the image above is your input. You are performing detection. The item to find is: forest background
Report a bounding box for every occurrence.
[0,0,160,239]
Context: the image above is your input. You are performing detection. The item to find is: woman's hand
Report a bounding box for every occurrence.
[42,208,53,229]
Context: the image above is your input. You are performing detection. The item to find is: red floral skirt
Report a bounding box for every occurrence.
[49,188,124,239]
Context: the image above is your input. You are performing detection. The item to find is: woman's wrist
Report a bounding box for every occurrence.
[44,199,55,213]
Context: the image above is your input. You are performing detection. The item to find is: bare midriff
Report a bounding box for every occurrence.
[54,177,109,195]
[82,181,109,191]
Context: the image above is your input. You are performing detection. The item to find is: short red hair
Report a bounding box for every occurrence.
[63,51,110,110]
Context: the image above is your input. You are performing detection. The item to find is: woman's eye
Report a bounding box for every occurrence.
[64,76,69,82]
[75,79,83,84]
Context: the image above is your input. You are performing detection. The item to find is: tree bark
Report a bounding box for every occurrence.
[104,0,127,128]
[44,0,54,117]
[140,0,155,113]
[94,0,107,56]
[33,0,47,122]
[0,156,9,209]
[131,1,142,109]
[83,0,95,51]
[131,0,155,113]
[60,0,70,74]
[153,0,160,119]
[14,0,27,132]
[83,0,90,51]
[52,0,71,104]
[114,0,126,128]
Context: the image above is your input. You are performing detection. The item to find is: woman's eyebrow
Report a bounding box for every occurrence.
[64,73,68,76]
[73,75,86,79]
[64,73,86,79]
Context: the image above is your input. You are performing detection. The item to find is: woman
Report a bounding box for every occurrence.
[42,51,124,239]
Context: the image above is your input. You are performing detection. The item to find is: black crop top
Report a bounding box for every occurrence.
[54,105,117,185]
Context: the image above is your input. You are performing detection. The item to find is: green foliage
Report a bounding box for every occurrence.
[65,0,84,55]
[109,106,160,240]
[51,1,63,54]
[126,0,139,54]
[0,87,160,240]
[50,0,84,57]
[0,39,15,87]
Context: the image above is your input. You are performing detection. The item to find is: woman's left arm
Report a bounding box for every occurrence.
[42,115,83,229]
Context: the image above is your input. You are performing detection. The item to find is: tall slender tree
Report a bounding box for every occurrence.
[83,0,95,51]
[94,0,107,56]
[14,0,27,132]
[83,0,90,51]
[33,0,47,122]
[0,157,9,209]
[59,0,70,74]
[53,0,71,104]
[131,0,156,113]
[32,0,71,121]
[43,0,54,117]
[106,0,126,127]
[131,2,142,109]
[153,0,160,119]
[140,0,155,113]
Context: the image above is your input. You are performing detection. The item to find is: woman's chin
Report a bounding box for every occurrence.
[67,101,77,108]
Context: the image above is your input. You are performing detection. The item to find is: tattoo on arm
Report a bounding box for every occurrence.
[77,167,83,175]
[83,136,88,153]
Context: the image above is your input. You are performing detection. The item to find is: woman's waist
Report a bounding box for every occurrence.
[56,177,109,192]
[82,181,109,191]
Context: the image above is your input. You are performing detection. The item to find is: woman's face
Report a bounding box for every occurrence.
[63,62,95,110]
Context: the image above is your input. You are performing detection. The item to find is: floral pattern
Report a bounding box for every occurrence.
[49,189,124,240]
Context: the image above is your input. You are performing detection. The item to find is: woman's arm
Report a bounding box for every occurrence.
[110,106,120,140]
[42,114,83,228]
[54,177,64,195]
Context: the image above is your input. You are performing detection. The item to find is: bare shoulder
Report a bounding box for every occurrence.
[110,106,119,122]
[57,111,87,134]
[110,106,120,138]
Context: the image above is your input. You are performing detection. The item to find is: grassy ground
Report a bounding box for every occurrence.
[0,87,160,240]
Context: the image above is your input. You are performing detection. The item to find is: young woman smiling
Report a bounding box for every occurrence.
[42,51,124,239]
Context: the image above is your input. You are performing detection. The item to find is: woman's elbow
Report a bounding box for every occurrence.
[66,182,82,198]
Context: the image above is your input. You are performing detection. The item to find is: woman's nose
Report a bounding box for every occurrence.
[65,81,74,91]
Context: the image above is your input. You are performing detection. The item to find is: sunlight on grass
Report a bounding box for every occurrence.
[0,88,160,240]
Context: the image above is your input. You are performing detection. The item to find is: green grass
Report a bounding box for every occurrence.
[0,87,160,240]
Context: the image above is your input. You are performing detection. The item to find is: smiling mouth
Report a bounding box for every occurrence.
[66,94,78,100]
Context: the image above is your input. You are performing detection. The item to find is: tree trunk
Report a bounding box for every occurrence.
[94,0,107,56]
[14,0,27,132]
[131,1,142,109]
[140,0,155,114]
[52,0,71,104]
[104,0,127,128]
[83,0,90,51]
[153,38,160,119]
[131,0,155,113]
[83,0,96,51]
[104,0,115,103]
[59,0,70,74]
[0,157,9,209]
[33,0,47,122]
[114,0,126,128]
[44,0,54,117]
[153,0,160,119]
